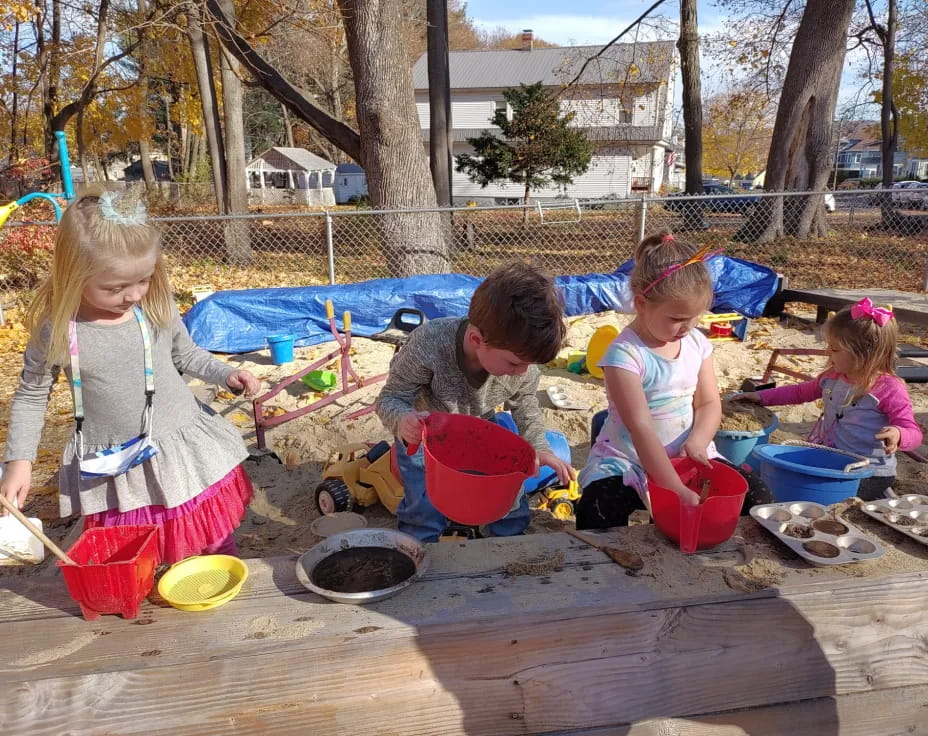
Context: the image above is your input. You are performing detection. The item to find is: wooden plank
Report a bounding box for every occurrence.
[551,684,928,735]
[779,287,928,327]
[3,570,928,735]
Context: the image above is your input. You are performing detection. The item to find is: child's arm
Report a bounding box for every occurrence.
[170,313,259,395]
[604,366,699,505]
[1,333,59,509]
[683,355,722,466]
[873,377,923,454]
[747,378,824,407]
[374,331,435,445]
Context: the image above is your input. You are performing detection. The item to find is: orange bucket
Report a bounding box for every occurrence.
[421,413,536,525]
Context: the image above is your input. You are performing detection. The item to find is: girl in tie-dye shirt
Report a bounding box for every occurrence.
[576,232,773,529]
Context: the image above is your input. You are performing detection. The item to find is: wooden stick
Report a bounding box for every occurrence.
[564,527,607,550]
[0,495,77,565]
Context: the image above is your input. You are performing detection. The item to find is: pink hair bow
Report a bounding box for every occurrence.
[850,297,893,327]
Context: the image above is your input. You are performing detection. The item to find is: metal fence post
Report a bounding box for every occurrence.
[637,195,648,242]
[325,211,335,285]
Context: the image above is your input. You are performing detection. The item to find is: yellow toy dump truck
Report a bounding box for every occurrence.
[314,441,404,515]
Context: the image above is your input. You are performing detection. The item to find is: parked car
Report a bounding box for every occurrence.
[893,182,928,209]
[664,184,760,214]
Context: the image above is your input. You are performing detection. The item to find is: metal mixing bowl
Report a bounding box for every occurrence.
[295,528,429,604]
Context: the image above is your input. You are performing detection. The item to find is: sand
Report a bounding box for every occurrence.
[4,309,928,580]
[720,400,776,432]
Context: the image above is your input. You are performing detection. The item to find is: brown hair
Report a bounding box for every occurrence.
[823,304,898,394]
[630,230,713,307]
[468,261,566,363]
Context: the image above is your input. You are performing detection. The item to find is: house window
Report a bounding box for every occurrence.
[617,107,632,125]
[494,100,509,120]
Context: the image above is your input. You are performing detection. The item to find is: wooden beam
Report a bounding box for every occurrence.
[4,530,928,735]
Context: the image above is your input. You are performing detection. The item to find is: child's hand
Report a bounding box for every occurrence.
[876,425,902,454]
[536,451,575,486]
[226,370,261,398]
[675,485,701,507]
[398,411,429,447]
[0,460,33,515]
[680,438,712,467]
[731,391,761,403]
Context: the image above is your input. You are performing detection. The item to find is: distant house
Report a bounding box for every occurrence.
[411,33,676,204]
[246,147,336,206]
[834,121,924,179]
[333,163,368,203]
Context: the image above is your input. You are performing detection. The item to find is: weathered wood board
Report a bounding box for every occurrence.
[3,522,928,735]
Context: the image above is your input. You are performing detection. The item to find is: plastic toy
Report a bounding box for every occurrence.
[648,457,748,554]
[585,325,619,379]
[698,312,747,342]
[157,555,249,611]
[253,299,389,450]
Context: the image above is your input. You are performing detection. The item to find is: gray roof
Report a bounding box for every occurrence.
[336,163,365,174]
[247,147,335,172]
[412,41,675,91]
[423,125,665,144]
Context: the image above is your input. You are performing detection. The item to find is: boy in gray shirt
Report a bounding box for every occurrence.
[376,263,572,541]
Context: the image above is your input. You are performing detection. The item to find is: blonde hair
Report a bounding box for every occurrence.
[630,230,713,307]
[823,305,898,395]
[27,186,173,365]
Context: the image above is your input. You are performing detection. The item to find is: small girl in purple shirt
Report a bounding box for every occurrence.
[740,299,922,500]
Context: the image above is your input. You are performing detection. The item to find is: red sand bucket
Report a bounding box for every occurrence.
[420,413,536,525]
[58,524,161,620]
[648,458,747,554]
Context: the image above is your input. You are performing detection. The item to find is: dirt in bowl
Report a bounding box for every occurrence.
[811,519,849,536]
[720,400,776,433]
[783,523,814,539]
[802,540,841,558]
[311,547,416,593]
[889,515,916,527]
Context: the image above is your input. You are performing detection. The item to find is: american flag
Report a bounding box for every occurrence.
[665,150,677,167]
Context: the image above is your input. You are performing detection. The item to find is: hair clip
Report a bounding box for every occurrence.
[850,297,893,327]
[641,243,723,296]
[99,190,148,226]
[661,233,675,242]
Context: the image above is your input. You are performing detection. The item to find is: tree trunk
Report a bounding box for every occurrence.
[875,0,898,226]
[336,0,448,275]
[677,0,705,230]
[39,0,62,158]
[76,106,90,182]
[163,93,175,181]
[136,0,156,190]
[216,0,253,263]
[10,21,20,163]
[187,1,227,211]
[427,0,452,207]
[738,0,856,243]
[281,103,295,147]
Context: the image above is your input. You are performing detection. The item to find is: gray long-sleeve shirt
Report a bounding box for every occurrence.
[374,317,551,453]
[4,307,247,515]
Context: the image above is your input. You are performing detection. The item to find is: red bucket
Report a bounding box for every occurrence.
[58,524,161,620]
[421,413,536,525]
[648,458,747,554]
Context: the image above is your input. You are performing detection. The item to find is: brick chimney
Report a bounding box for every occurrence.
[521,29,534,51]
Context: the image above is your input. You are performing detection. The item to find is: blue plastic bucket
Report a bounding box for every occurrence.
[751,444,873,505]
[267,334,295,365]
[715,415,779,468]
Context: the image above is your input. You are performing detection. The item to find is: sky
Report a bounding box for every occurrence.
[466,0,875,117]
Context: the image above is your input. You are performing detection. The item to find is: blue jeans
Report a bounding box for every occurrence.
[395,439,530,543]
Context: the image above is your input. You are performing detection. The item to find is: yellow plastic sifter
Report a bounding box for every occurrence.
[157,555,249,611]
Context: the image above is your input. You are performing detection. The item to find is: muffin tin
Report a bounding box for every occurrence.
[860,495,928,547]
[750,501,885,566]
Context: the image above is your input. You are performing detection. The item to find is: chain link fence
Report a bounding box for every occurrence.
[1,188,927,315]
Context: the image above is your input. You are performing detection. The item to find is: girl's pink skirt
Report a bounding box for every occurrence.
[83,465,253,564]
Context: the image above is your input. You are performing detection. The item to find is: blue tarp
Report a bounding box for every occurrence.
[184,256,779,354]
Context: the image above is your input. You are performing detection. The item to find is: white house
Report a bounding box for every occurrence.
[246,147,336,206]
[411,34,676,204]
[333,163,368,203]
